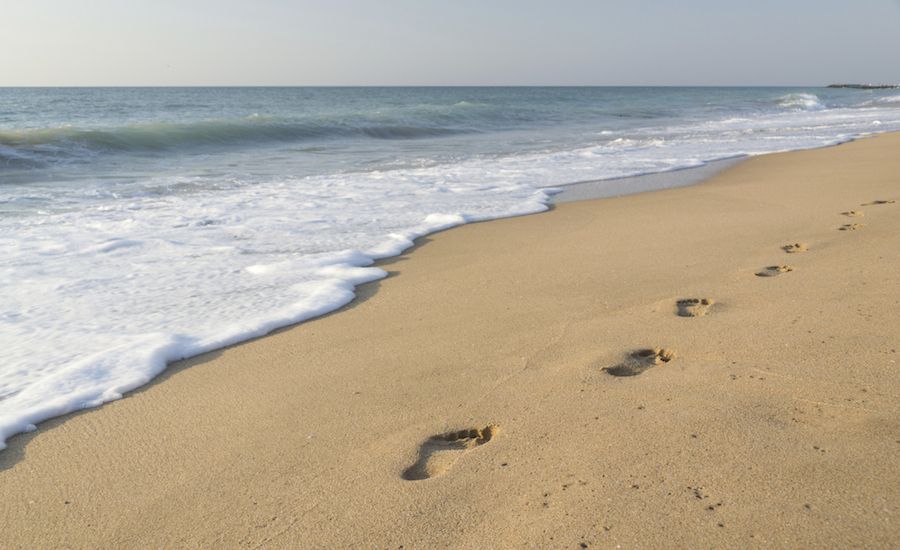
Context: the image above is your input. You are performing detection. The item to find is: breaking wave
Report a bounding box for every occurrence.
[0,117,472,166]
[776,93,825,111]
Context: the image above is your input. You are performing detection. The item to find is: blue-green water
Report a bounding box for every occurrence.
[4,87,899,192]
[2,86,899,448]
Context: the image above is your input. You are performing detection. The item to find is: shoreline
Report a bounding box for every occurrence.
[550,155,746,203]
[0,88,900,447]
[0,136,857,451]
[3,133,899,548]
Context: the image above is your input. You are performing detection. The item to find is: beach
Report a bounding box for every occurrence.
[2,132,899,548]
[4,86,899,447]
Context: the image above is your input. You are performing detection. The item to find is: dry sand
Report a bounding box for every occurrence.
[2,133,899,549]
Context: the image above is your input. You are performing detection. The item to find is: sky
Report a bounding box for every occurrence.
[1,0,899,86]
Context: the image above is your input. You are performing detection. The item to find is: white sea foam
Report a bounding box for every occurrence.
[0,168,552,449]
[3,88,900,449]
[860,94,900,106]
[777,93,826,111]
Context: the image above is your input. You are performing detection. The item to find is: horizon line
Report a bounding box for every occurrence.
[0,83,868,89]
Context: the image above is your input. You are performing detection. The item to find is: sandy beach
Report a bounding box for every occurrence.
[2,133,899,548]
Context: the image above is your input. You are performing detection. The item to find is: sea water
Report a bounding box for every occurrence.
[2,86,900,448]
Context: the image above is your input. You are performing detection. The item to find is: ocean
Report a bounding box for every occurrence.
[2,86,899,448]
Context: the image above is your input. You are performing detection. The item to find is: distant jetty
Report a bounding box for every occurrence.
[827,84,900,90]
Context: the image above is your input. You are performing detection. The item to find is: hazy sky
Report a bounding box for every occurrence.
[2,0,899,86]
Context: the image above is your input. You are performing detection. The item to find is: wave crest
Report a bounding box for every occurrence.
[0,117,471,166]
[777,93,825,111]
[859,94,900,107]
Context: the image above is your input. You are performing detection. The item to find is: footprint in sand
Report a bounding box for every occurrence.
[604,348,676,377]
[842,210,864,217]
[862,199,895,206]
[402,426,498,480]
[676,298,715,317]
[839,223,864,231]
[782,243,808,254]
[756,265,793,277]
